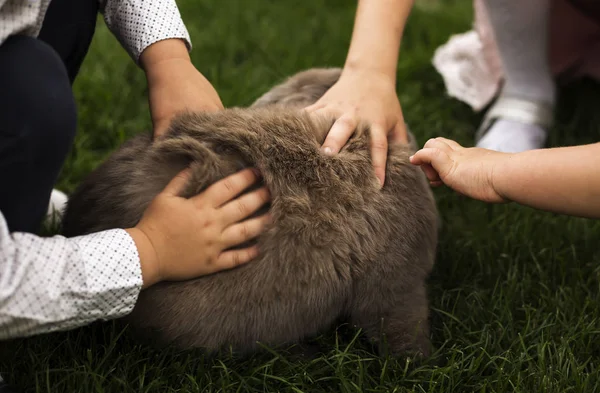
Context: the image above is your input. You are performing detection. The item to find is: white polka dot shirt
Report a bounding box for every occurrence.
[0,212,143,340]
[0,0,192,63]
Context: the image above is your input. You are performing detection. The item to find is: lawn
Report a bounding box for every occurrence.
[2,0,600,391]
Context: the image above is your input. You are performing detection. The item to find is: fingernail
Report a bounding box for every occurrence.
[409,155,414,161]
[251,168,262,177]
[322,147,333,156]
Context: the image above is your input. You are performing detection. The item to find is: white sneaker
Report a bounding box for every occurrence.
[474,94,554,151]
[46,188,68,223]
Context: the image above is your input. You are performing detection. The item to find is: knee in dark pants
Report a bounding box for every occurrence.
[0,35,77,232]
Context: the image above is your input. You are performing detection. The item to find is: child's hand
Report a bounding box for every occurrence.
[304,69,408,188]
[126,168,271,288]
[409,137,509,203]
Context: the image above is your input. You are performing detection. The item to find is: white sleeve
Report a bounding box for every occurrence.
[98,0,192,64]
[0,212,143,340]
[0,0,48,47]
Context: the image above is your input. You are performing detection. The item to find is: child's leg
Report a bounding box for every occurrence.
[477,0,555,153]
[0,35,77,233]
[0,0,99,233]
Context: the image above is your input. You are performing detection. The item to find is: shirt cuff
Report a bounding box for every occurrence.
[102,0,192,64]
[0,227,143,339]
[69,228,143,321]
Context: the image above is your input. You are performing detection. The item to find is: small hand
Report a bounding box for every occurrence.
[127,168,271,289]
[409,137,509,203]
[141,39,224,138]
[304,69,408,187]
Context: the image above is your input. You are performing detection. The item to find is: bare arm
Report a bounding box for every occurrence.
[410,138,600,219]
[99,0,224,137]
[306,0,414,187]
[343,0,414,80]
[492,143,600,218]
[139,38,224,137]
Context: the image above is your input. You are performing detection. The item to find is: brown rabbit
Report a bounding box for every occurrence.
[61,67,439,357]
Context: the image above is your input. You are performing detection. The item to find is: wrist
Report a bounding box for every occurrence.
[140,38,191,72]
[125,227,161,289]
[341,0,412,84]
[341,62,397,86]
[141,41,194,101]
[343,58,398,84]
[490,152,517,203]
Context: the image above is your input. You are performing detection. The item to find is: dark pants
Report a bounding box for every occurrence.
[0,0,99,233]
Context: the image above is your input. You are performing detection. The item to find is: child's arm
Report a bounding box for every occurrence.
[410,138,600,219]
[493,143,600,218]
[305,0,414,187]
[99,0,224,138]
[342,0,413,79]
[0,169,270,340]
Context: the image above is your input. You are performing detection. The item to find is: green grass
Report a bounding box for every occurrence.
[3,0,600,391]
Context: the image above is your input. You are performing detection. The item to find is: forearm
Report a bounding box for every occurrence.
[493,143,600,218]
[343,0,414,80]
[0,213,143,340]
[139,38,190,71]
[139,36,224,137]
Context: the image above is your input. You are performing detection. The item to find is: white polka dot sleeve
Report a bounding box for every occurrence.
[0,213,143,340]
[99,0,192,64]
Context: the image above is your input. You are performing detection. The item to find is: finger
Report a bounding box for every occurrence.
[221,213,272,248]
[161,168,192,197]
[320,113,358,155]
[430,180,444,187]
[420,163,441,183]
[304,102,325,113]
[198,168,260,207]
[215,245,260,271]
[390,122,408,144]
[219,186,271,224]
[409,148,453,179]
[370,125,388,188]
[423,138,453,154]
[434,137,462,150]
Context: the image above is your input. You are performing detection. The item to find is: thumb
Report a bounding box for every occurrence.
[161,168,193,197]
[153,119,171,139]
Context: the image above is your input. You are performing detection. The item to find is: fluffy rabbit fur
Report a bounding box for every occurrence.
[61,68,439,357]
